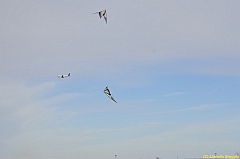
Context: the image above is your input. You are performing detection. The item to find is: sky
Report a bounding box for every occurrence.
[0,0,240,159]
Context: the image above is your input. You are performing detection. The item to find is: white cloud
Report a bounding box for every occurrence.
[0,80,56,109]
[169,104,219,113]
[164,92,187,97]
[82,116,240,159]
[0,80,86,159]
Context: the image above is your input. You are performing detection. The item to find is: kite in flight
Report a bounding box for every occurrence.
[57,73,70,78]
[93,9,107,23]
[104,86,117,103]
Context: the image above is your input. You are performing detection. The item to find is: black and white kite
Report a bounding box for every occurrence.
[103,86,117,103]
[93,9,107,23]
[57,73,70,78]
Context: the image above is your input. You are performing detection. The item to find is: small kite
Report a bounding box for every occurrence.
[103,86,117,103]
[57,73,70,78]
[93,9,107,23]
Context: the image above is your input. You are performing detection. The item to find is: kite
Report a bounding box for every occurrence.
[93,9,107,23]
[57,73,70,78]
[103,86,117,103]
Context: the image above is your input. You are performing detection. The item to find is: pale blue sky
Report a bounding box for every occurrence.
[0,0,240,159]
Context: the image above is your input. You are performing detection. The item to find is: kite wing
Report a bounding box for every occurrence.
[93,11,101,18]
[102,10,107,23]
[98,12,102,18]
[104,16,107,23]
[104,86,117,103]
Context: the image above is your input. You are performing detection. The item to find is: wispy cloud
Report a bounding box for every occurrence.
[138,103,230,117]
[206,88,222,94]
[164,92,187,97]
[169,104,217,113]
[0,80,83,150]
[57,115,240,159]
[86,115,237,158]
